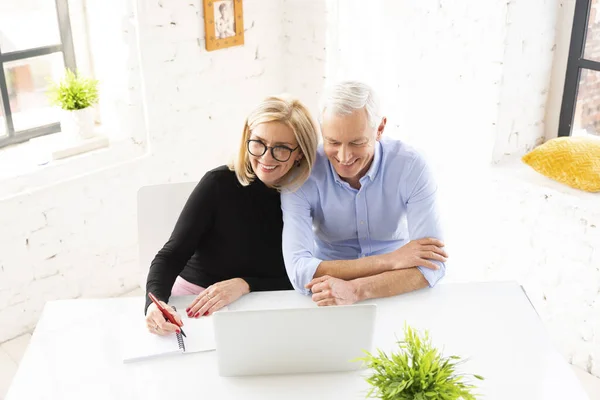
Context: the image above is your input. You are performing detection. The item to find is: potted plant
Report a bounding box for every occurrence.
[356,325,484,400]
[48,69,99,140]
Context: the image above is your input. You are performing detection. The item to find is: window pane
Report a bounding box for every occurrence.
[572,68,600,137]
[584,0,600,61]
[0,0,61,53]
[4,52,64,132]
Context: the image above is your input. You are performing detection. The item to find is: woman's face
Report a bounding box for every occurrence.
[248,122,302,187]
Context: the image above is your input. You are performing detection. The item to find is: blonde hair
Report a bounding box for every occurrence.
[229,95,319,191]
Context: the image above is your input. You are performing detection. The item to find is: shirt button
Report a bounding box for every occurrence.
[360,221,364,225]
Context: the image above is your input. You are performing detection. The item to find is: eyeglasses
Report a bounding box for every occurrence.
[247,140,299,162]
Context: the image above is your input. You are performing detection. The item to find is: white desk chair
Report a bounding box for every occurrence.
[136,181,198,290]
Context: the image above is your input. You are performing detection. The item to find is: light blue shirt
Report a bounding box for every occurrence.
[281,137,446,295]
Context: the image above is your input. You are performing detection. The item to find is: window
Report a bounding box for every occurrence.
[0,0,76,148]
[559,0,600,137]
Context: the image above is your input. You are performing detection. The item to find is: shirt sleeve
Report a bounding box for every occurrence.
[404,154,447,287]
[281,188,322,295]
[144,172,219,313]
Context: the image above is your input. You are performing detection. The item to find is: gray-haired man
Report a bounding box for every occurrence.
[281,81,447,306]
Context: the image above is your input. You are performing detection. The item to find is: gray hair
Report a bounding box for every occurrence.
[319,81,382,129]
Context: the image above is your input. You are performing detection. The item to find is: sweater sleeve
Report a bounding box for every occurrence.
[240,276,293,292]
[144,172,219,313]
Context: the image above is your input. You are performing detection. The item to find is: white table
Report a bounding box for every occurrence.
[6,281,589,399]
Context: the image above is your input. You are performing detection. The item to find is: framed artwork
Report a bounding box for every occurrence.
[203,0,245,52]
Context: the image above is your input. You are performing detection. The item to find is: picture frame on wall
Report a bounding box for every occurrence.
[203,0,244,52]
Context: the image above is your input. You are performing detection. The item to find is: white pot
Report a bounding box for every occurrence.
[60,107,95,140]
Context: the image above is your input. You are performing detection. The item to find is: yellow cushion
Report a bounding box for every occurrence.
[522,136,600,192]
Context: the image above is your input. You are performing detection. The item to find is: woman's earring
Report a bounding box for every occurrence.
[295,159,301,167]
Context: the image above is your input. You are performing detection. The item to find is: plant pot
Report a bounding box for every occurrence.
[60,107,95,140]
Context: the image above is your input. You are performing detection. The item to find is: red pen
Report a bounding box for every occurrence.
[148,292,186,337]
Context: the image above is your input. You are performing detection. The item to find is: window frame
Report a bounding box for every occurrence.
[558,0,600,137]
[0,0,77,148]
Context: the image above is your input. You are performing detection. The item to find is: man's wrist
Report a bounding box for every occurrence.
[351,279,367,302]
[373,254,392,273]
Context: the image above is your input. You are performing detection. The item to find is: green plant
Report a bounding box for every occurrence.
[48,69,99,111]
[356,325,484,400]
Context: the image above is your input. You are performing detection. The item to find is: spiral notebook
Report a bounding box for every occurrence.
[121,305,223,363]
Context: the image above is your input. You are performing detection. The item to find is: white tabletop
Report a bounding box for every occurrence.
[6,281,589,400]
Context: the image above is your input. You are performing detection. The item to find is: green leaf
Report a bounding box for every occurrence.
[47,69,99,111]
[354,324,484,399]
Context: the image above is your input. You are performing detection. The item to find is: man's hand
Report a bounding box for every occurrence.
[383,238,447,271]
[306,275,360,306]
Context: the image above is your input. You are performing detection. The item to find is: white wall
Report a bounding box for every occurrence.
[493,0,559,161]
[545,0,577,141]
[83,0,147,142]
[325,0,506,172]
[282,0,327,116]
[446,169,600,377]
[325,0,561,168]
[0,0,326,342]
[325,0,599,377]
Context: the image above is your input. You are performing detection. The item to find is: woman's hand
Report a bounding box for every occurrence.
[186,278,250,318]
[145,301,183,336]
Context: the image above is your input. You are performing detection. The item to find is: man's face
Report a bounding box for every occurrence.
[321,108,382,184]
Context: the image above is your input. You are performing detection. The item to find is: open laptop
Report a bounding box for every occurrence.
[213,304,377,377]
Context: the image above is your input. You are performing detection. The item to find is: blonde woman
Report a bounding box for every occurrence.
[145,95,319,336]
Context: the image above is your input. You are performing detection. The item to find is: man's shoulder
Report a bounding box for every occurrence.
[380,138,428,170]
[310,145,331,178]
[308,146,337,185]
[287,146,330,196]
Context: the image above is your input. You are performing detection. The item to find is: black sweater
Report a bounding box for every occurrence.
[145,165,293,312]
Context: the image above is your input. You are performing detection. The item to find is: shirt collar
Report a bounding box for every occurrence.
[328,140,383,185]
[328,160,344,186]
[363,140,382,182]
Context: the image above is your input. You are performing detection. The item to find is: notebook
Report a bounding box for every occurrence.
[121,305,225,363]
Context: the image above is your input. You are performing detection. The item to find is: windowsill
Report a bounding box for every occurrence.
[0,127,147,200]
[490,158,598,207]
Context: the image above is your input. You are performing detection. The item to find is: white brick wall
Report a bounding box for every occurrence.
[0,0,312,342]
[0,0,598,379]
[436,167,600,377]
[325,0,562,167]
[326,0,599,377]
[325,0,506,172]
[281,0,328,114]
[493,0,559,161]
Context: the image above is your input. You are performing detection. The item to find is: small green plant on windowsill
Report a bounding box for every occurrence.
[48,69,99,111]
[355,325,484,400]
[48,69,99,140]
